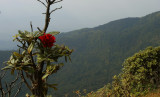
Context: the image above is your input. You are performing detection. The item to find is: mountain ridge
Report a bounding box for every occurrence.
[50,11,160,96]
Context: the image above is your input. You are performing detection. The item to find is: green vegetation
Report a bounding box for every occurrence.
[1,11,160,96]
[83,46,160,97]
[1,0,72,97]
[51,11,160,96]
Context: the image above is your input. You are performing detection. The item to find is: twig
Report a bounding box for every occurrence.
[37,0,47,8]
[13,81,23,97]
[0,70,6,80]
[0,71,6,97]
[30,22,33,32]
[50,0,56,4]
[37,27,43,32]
[45,0,48,3]
[50,6,62,14]
[4,72,20,96]
[29,52,37,69]
[10,71,20,85]
[53,0,63,4]
[0,80,4,97]
[42,1,51,33]
[20,71,32,91]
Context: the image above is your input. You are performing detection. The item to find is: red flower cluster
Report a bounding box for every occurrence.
[39,33,56,48]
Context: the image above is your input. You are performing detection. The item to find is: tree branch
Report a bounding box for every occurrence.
[29,51,36,69]
[50,0,56,4]
[0,71,6,97]
[45,0,48,3]
[30,22,33,32]
[0,71,22,97]
[37,0,63,33]
[20,71,32,91]
[37,0,47,8]
[53,0,63,4]
[42,1,51,33]
[4,72,20,96]
[37,27,43,32]
[50,6,62,14]
[13,81,23,97]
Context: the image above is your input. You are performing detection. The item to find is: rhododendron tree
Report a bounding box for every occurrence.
[2,0,72,97]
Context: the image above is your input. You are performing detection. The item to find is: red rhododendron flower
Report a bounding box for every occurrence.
[39,33,56,48]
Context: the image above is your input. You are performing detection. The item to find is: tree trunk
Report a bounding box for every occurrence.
[31,70,47,97]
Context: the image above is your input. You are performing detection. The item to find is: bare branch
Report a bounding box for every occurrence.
[42,0,63,33]
[42,12,46,14]
[2,71,21,97]
[37,27,43,32]
[42,1,51,33]
[0,70,23,97]
[50,0,56,4]
[26,72,34,83]
[13,81,23,97]
[53,0,63,4]
[30,22,33,32]
[37,0,47,8]
[50,6,62,14]
[10,72,20,85]
[0,71,8,97]
[20,71,32,91]
[29,52,36,69]
[0,70,6,80]
[0,82,4,97]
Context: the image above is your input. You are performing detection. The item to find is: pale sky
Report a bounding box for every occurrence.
[0,0,160,41]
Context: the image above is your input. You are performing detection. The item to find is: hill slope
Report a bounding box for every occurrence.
[49,11,160,96]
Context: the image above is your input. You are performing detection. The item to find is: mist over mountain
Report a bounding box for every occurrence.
[0,11,160,96]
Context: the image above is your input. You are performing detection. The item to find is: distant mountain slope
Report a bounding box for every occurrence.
[0,11,160,97]
[51,11,160,96]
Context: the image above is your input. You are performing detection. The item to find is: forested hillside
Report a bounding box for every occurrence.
[85,46,160,97]
[0,11,160,96]
[52,11,160,96]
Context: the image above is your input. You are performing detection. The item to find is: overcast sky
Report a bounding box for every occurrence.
[0,0,160,41]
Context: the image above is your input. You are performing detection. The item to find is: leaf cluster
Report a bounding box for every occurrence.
[3,30,73,95]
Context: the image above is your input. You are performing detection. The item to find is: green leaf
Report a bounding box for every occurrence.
[42,74,50,80]
[28,42,34,54]
[68,56,72,62]
[33,31,40,37]
[22,50,26,55]
[25,30,34,38]
[2,64,14,70]
[18,30,26,38]
[65,56,67,62]
[36,32,44,37]
[11,69,15,75]
[13,52,22,58]
[13,34,20,41]
[46,83,58,90]
[47,31,60,36]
